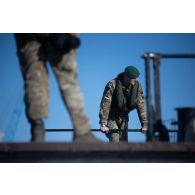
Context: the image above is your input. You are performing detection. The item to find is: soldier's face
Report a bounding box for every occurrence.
[129,78,136,85]
[124,74,136,86]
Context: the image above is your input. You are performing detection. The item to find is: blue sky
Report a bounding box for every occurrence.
[0,33,195,142]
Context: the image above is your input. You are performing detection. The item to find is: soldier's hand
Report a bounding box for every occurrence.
[141,127,147,134]
[100,125,109,133]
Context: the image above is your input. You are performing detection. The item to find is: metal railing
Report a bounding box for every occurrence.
[46,129,142,132]
[46,129,178,142]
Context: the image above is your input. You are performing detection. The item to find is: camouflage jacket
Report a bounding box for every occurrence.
[99,76,148,128]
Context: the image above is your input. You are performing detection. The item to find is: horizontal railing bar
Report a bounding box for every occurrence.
[142,53,195,59]
[45,129,140,132]
[45,129,178,133]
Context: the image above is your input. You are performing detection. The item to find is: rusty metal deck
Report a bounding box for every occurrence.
[0,142,195,162]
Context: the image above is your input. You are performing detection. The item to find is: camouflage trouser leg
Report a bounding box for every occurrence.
[107,120,120,142]
[16,40,49,121]
[107,119,128,142]
[48,48,90,136]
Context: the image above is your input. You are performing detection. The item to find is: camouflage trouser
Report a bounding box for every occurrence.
[106,116,128,142]
[15,35,90,136]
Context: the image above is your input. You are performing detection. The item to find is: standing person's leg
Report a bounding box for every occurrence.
[47,46,100,142]
[15,35,49,142]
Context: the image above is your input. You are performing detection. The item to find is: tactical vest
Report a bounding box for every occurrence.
[114,73,139,112]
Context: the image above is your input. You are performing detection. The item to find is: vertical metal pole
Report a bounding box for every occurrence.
[145,56,154,141]
[153,56,162,123]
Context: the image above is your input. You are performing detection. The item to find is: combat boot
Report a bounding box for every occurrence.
[73,131,103,143]
[30,119,45,142]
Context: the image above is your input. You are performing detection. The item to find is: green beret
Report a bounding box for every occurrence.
[124,66,140,79]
